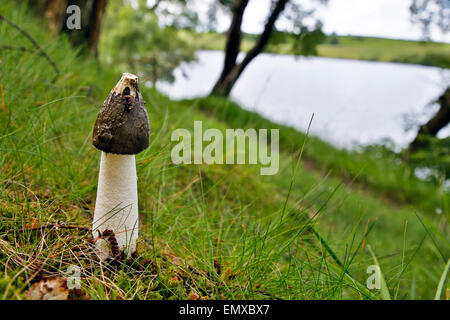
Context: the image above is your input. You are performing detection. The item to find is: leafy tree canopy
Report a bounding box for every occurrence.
[410,0,450,39]
[100,0,196,83]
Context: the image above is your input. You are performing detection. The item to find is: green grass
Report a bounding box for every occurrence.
[178,30,450,69]
[0,1,448,300]
[318,36,450,68]
[193,96,449,216]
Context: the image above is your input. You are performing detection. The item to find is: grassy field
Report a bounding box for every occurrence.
[178,30,450,69]
[0,2,449,300]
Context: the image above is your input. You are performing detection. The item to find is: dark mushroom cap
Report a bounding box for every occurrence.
[92,73,150,155]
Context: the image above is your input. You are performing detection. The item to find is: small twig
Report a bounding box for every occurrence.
[0,13,59,75]
[0,45,42,55]
[15,223,91,233]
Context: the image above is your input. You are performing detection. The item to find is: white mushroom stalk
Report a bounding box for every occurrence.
[93,153,138,259]
[92,73,150,260]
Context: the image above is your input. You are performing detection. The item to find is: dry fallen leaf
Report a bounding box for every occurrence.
[25,217,38,230]
[26,277,69,300]
[189,292,200,300]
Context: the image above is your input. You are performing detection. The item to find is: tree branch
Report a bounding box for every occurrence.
[238,0,288,74]
[219,0,249,81]
[409,87,450,152]
[87,0,107,57]
[0,13,60,75]
[210,0,290,96]
[0,45,42,55]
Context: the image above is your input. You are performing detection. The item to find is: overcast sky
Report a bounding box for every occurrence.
[192,0,450,43]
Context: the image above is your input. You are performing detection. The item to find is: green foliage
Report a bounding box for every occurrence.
[410,0,450,39]
[0,271,27,300]
[328,33,340,45]
[0,0,448,300]
[406,135,450,182]
[293,24,326,56]
[266,18,326,56]
[100,0,195,83]
[267,25,326,57]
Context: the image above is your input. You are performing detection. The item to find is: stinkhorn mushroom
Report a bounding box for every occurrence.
[92,73,150,260]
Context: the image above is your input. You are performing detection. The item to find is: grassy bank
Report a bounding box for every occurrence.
[178,30,450,69]
[0,2,448,300]
[192,97,449,215]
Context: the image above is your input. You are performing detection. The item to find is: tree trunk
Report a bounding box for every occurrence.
[44,0,66,32]
[62,1,89,52]
[211,0,289,96]
[29,0,107,56]
[27,0,65,31]
[409,87,450,152]
[212,0,249,94]
[87,0,107,57]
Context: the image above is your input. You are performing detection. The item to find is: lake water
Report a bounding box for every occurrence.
[157,50,450,149]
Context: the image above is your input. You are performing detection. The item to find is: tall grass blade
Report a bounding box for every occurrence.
[434,258,450,300]
[368,245,391,300]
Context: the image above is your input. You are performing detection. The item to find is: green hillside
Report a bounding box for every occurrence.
[178,30,450,69]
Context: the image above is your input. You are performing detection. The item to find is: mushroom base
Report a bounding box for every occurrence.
[93,152,139,260]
